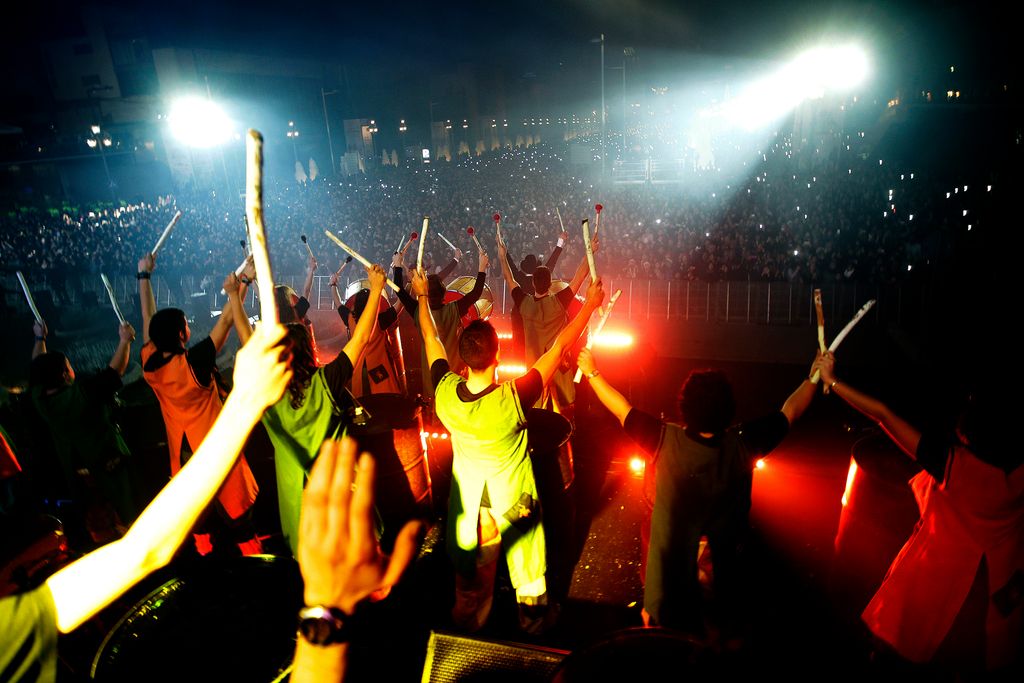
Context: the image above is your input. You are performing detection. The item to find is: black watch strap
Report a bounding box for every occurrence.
[297,605,354,646]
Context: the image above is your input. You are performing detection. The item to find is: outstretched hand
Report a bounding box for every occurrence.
[231,323,291,411]
[577,348,597,376]
[298,438,420,614]
[366,264,386,292]
[138,253,155,274]
[585,277,605,309]
[410,267,429,298]
[814,351,835,385]
[33,320,47,339]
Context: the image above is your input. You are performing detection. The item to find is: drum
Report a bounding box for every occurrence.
[444,275,493,325]
[347,393,432,551]
[526,408,573,491]
[91,555,302,681]
[343,278,393,313]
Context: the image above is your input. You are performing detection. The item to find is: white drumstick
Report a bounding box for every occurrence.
[811,300,877,384]
[324,231,400,292]
[151,210,182,255]
[100,273,126,325]
[245,130,277,323]
[582,218,597,282]
[16,272,43,324]
[574,289,622,383]
[438,232,457,250]
[555,206,565,233]
[417,217,429,270]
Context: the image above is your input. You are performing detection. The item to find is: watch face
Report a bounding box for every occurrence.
[299,617,336,645]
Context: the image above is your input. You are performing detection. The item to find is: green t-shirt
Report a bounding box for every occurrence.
[0,585,58,682]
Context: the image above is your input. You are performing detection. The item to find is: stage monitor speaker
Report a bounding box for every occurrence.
[421,630,568,683]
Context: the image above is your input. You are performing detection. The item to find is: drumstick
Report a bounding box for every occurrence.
[16,272,43,324]
[245,130,277,323]
[809,300,877,386]
[324,231,400,292]
[300,234,315,261]
[594,203,604,237]
[811,289,827,387]
[335,255,353,277]
[100,273,127,325]
[438,232,457,250]
[574,289,622,383]
[555,206,565,233]
[401,231,418,256]
[467,226,483,252]
[151,210,182,256]
[220,255,252,295]
[582,218,597,283]
[417,218,429,270]
[492,213,502,243]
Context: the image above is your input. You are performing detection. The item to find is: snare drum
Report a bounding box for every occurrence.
[347,393,432,550]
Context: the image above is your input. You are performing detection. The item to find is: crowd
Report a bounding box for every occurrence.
[1,138,998,306]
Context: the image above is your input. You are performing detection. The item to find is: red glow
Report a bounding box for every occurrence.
[595,203,603,213]
[629,455,645,475]
[497,364,527,376]
[755,458,766,470]
[841,460,858,507]
[467,226,475,235]
[593,331,634,348]
[492,213,501,222]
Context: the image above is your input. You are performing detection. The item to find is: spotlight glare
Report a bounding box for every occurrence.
[167,96,233,148]
[755,458,766,470]
[593,331,634,349]
[629,455,645,475]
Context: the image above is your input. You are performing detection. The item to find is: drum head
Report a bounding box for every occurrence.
[526,408,572,453]
[343,279,391,312]
[446,275,494,321]
[91,555,302,681]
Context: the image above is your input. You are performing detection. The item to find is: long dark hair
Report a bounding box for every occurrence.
[284,322,318,409]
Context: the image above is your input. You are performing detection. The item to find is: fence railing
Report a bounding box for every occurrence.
[5,272,914,329]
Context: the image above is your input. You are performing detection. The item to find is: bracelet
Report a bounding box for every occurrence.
[830,380,840,392]
[35,336,46,341]
[328,283,338,288]
[136,272,151,280]
[587,369,601,379]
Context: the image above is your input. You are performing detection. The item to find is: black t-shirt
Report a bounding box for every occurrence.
[915,431,951,480]
[81,366,124,401]
[430,358,542,408]
[337,304,398,332]
[323,350,355,404]
[295,296,310,320]
[624,409,790,462]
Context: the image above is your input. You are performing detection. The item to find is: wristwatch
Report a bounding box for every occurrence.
[297,605,354,646]
[586,369,601,379]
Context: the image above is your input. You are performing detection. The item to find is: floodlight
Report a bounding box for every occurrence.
[167,96,233,148]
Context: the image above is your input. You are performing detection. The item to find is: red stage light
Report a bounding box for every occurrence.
[497,364,527,376]
[593,331,634,348]
[841,460,858,506]
[755,458,766,470]
[629,455,645,475]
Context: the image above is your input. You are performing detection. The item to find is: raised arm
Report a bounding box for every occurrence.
[818,352,921,457]
[302,254,318,302]
[437,257,459,282]
[532,278,604,385]
[109,323,136,375]
[32,320,48,359]
[568,235,598,295]
[779,353,823,425]
[138,254,157,344]
[497,239,520,292]
[224,272,252,346]
[545,230,568,270]
[392,251,419,317]
[209,287,235,352]
[44,323,290,633]
[576,347,632,425]
[342,264,386,365]
[411,267,446,366]
[456,251,490,317]
[290,438,419,683]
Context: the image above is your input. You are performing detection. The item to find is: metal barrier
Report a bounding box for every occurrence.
[4,272,905,329]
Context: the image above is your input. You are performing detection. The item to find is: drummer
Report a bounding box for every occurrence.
[394,247,489,400]
[411,265,604,634]
[329,255,404,396]
[238,262,389,555]
[497,235,594,410]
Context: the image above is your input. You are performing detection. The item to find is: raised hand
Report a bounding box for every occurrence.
[231,323,291,411]
[33,319,47,339]
[577,348,597,377]
[478,250,490,273]
[223,272,241,294]
[410,267,429,298]
[366,264,386,292]
[298,438,420,614]
[585,277,605,309]
[138,253,155,274]
[118,323,136,343]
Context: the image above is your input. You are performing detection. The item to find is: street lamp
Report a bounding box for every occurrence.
[286,121,300,163]
[86,124,115,202]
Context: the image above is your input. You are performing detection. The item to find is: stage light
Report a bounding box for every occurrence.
[841,460,858,506]
[593,331,634,349]
[629,455,645,476]
[167,96,233,148]
[755,458,766,470]
[497,364,527,376]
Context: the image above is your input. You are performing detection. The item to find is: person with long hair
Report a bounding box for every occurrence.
[818,353,1022,675]
[255,263,388,555]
